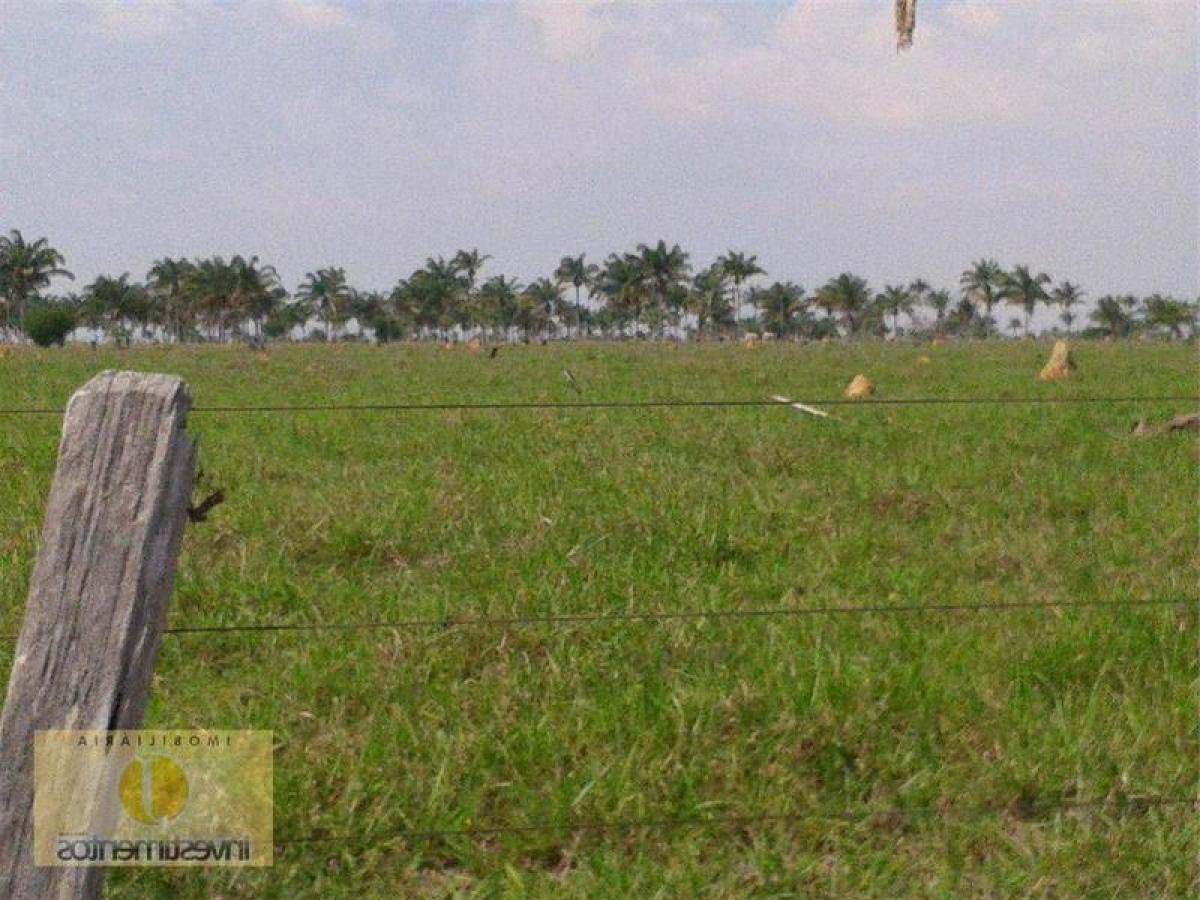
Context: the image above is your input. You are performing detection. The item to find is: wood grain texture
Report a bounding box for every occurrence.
[0,371,195,899]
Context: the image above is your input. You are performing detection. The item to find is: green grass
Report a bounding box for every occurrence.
[1,340,1196,897]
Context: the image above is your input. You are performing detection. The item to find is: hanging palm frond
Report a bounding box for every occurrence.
[896,0,917,50]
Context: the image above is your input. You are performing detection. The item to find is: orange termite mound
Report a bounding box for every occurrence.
[843,374,875,399]
[1038,340,1075,381]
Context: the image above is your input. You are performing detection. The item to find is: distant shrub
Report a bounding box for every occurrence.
[262,316,289,339]
[22,304,77,347]
[369,317,404,344]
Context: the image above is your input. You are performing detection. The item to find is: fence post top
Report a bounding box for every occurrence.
[73,369,191,396]
[66,370,192,417]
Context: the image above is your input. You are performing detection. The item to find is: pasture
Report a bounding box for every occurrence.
[0,340,1196,897]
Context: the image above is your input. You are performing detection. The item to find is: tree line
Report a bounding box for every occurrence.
[0,230,1195,346]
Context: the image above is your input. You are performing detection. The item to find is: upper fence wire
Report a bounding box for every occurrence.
[0,393,1196,416]
[0,596,1193,645]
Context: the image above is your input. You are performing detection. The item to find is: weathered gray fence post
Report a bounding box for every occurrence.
[0,371,195,899]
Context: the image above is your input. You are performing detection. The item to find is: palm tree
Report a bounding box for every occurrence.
[388,277,416,336]
[815,273,873,336]
[752,282,809,338]
[524,278,562,339]
[392,262,465,341]
[907,278,930,328]
[83,274,148,345]
[0,230,73,341]
[230,255,284,341]
[944,296,983,337]
[296,267,353,341]
[478,275,522,341]
[348,290,394,343]
[999,265,1051,337]
[638,241,691,340]
[877,284,914,336]
[452,249,490,337]
[688,265,732,340]
[1089,295,1135,338]
[595,253,648,338]
[554,254,598,338]
[813,283,839,324]
[266,295,314,341]
[146,257,196,342]
[423,256,469,338]
[719,251,765,336]
[959,259,1004,335]
[186,257,238,341]
[1051,280,1084,336]
[452,249,489,291]
[1143,294,1196,339]
[394,271,437,339]
[924,288,951,329]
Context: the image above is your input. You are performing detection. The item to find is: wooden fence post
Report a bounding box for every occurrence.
[0,371,195,899]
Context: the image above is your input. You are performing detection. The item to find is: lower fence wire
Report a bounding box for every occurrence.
[161,596,1197,638]
[274,795,1196,848]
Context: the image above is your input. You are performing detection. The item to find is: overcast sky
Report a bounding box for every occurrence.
[2,1,1196,302]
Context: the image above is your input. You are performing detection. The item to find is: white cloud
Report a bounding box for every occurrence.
[279,0,358,33]
[83,0,208,43]
[272,0,392,49]
[78,0,390,48]
[948,0,1001,35]
[517,0,610,62]
[509,0,1194,135]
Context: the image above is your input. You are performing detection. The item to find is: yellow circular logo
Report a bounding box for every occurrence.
[118,756,189,825]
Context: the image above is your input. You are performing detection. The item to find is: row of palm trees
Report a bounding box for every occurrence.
[0,230,1195,345]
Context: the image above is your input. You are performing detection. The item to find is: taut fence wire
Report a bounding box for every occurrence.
[273,795,1197,849]
[0,596,1192,644]
[161,596,1194,638]
[0,394,1196,416]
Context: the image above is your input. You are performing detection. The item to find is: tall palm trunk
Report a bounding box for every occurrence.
[574,284,582,339]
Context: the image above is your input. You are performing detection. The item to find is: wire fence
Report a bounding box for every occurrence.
[0,596,1191,644]
[273,795,1196,848]
[0,393,1196,416]
[2,383,1195,866]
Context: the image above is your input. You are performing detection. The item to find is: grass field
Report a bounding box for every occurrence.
[1,340,1196,898]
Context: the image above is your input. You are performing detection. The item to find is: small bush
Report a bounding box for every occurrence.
[22,304,77,347]
[370,317,404,344]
